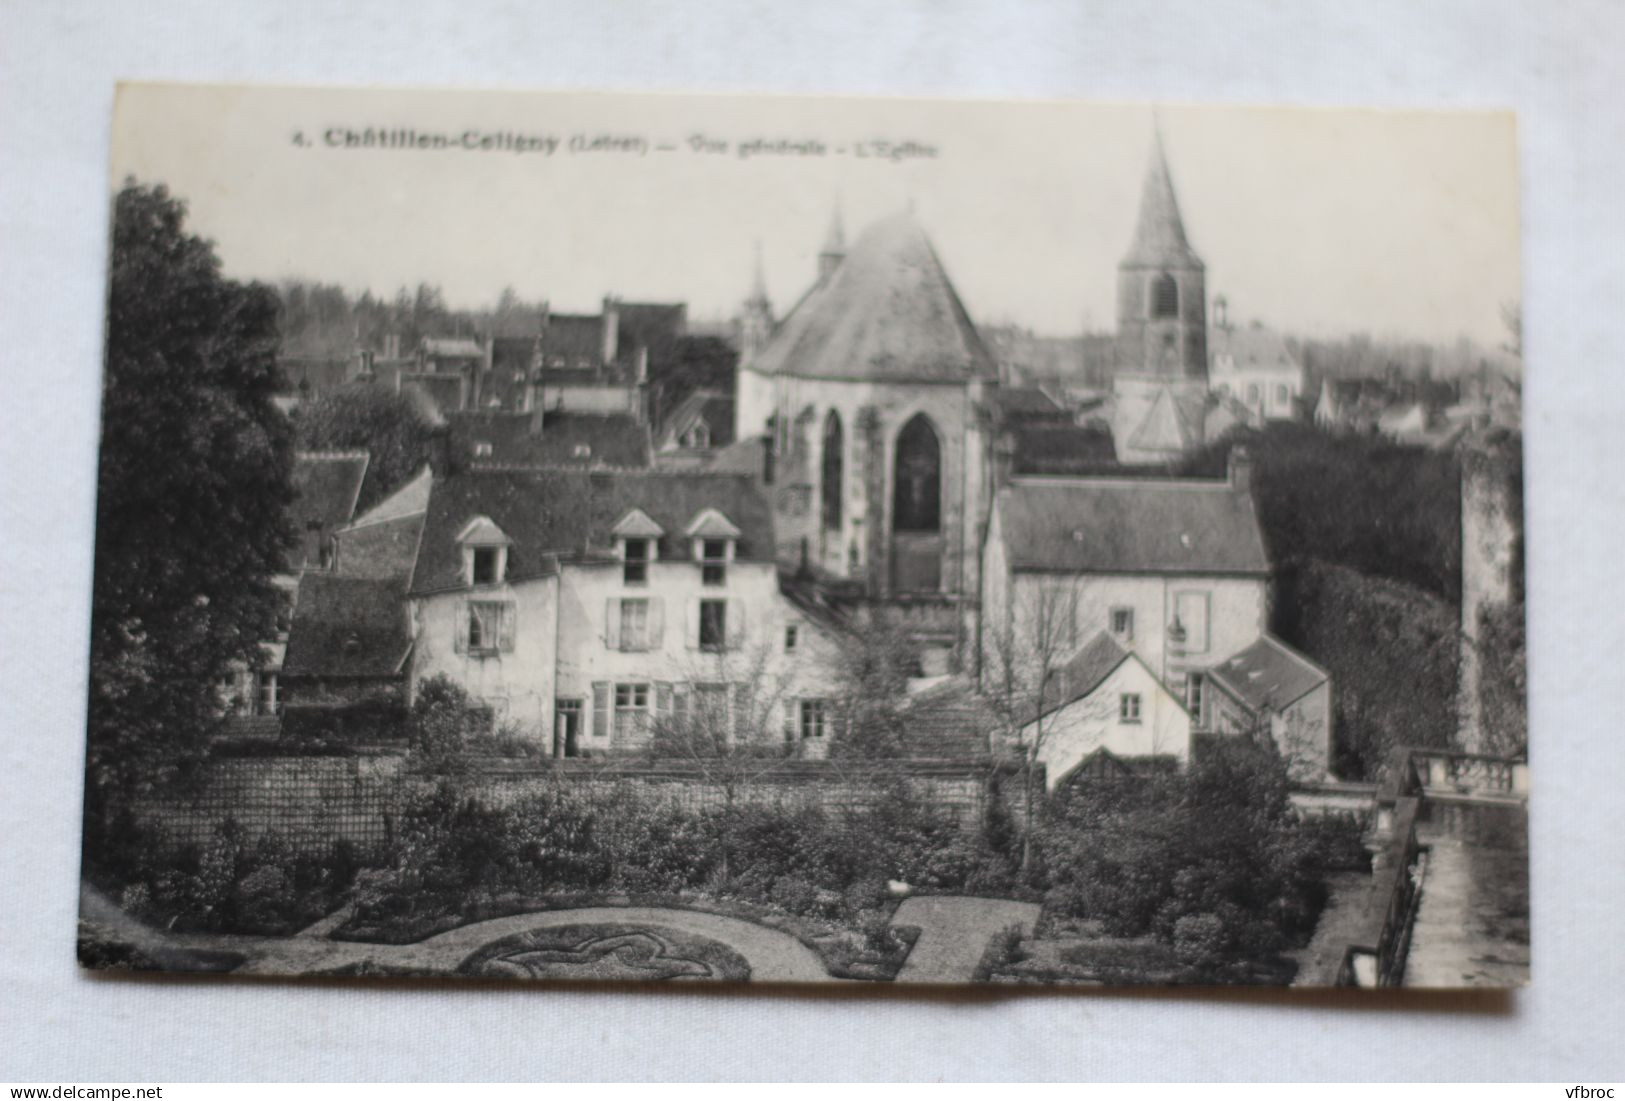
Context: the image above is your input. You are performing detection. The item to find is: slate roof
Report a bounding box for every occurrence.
[543,315,606,366]
[997,475,1269,575]
[1206,635,1329,713]
[1121,128,1204,271]
[751,212,999,384]
[446,410,652,469]
[409,468,775,595]
[282,574,412,679]
[1210,325,1301,374]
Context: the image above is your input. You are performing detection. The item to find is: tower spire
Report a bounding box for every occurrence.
[818,201,846,281]
[1123,115,1202,270]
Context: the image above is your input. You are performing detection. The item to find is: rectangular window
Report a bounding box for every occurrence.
[799,699,828,739]
[591,682,610,738]
[699,599,727,651]
[1186,673,1204,725]
[1110,607,1134,640]
[1174,591,1210,653]
[1120,693,1142,723]
[256,671,280,716]
[468,601,512,652]
[615,683,650,738]
[472,546,499,585]
[619,598,650,651]
[623,538,649,585]
[701,539,728,586]
[784,623,799,652]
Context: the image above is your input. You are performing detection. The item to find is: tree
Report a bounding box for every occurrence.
[648,335,737,428]
[983,575,1086,872]
[293,385,437,509]
[87,181,296,811]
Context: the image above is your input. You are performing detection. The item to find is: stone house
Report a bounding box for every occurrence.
[981,450,1271,716]
[405,466,845,756]
[1018,631,1193,790]
[1209,319,1305,424]
[1203,634,1333,781]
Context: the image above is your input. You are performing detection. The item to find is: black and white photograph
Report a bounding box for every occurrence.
[75,83,1527,990]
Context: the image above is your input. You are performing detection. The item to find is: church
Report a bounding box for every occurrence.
[732,127,1222,676]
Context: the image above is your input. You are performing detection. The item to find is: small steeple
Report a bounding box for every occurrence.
[748,239,770,306]
[739,239,775,360]
[1122,118,1203,270]
[818,203,846,281]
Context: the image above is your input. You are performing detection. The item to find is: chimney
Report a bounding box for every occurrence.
[1214,294,1230,331]
[1229,444,1253,496]
[634,346,650,424]
[427,424,454,477]
[601,297,620,366]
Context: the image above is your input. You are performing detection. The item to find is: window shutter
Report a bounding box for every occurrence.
[605,598,621,651]
[498,603,516,651]
[686,597,700,650]
[732,683,751,743]
[782,698,797,743]
[729,598,747,648]
[648,597,665,649]
[592,682,610,738]
[672,683,690,723]
[656,681,673,718]
[453,600,468,653]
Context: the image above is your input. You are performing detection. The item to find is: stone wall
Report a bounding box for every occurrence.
[130,753,1032,858]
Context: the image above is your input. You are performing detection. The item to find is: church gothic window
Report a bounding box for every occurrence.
[893,414,941,533]
[821,411,843,531]
[1151,273,1179,319]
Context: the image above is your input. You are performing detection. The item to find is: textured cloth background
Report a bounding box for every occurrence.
[2,0,1620,1081]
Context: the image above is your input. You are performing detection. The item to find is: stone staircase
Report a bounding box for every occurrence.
[901,676,1002,759]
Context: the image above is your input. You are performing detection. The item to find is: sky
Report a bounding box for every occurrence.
[109,84,1522,345]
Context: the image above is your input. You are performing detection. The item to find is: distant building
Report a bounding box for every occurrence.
[1209,314,1306,423]
[1204,634,1332,781]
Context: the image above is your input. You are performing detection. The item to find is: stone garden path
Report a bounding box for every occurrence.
[890,896,1043,984]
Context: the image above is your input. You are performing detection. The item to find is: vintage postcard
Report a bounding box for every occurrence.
[79,84,1526,988]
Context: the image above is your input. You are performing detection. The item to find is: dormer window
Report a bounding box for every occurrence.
[684,508,742,587]
[611,509,665,586]
[457,515,512,587]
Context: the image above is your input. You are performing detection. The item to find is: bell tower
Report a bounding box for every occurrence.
[1115,123,1207,382]
[739,240,774,361]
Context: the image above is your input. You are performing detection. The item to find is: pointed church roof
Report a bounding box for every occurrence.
[1121,127,1204,271]
[751,212,998,383]
[1128,385,1203,454]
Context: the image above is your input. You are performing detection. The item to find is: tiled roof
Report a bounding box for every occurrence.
[997,386,1068,419]
[1206,634,1329,713]
[1010,424,1119,475]
[409,469,591,594]
[1121,129,1204,271]
[658,389,735,448]
[446,410,652,469]
[1127,386,1204,454]
[1042,630,1133,712]
[409,468,774,595]
[751,212,998,383]
[422,337,483,359]
[290,452,369,566]
[998,474,1268,575]
[282,574,411,679]
[543,315,604,366]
